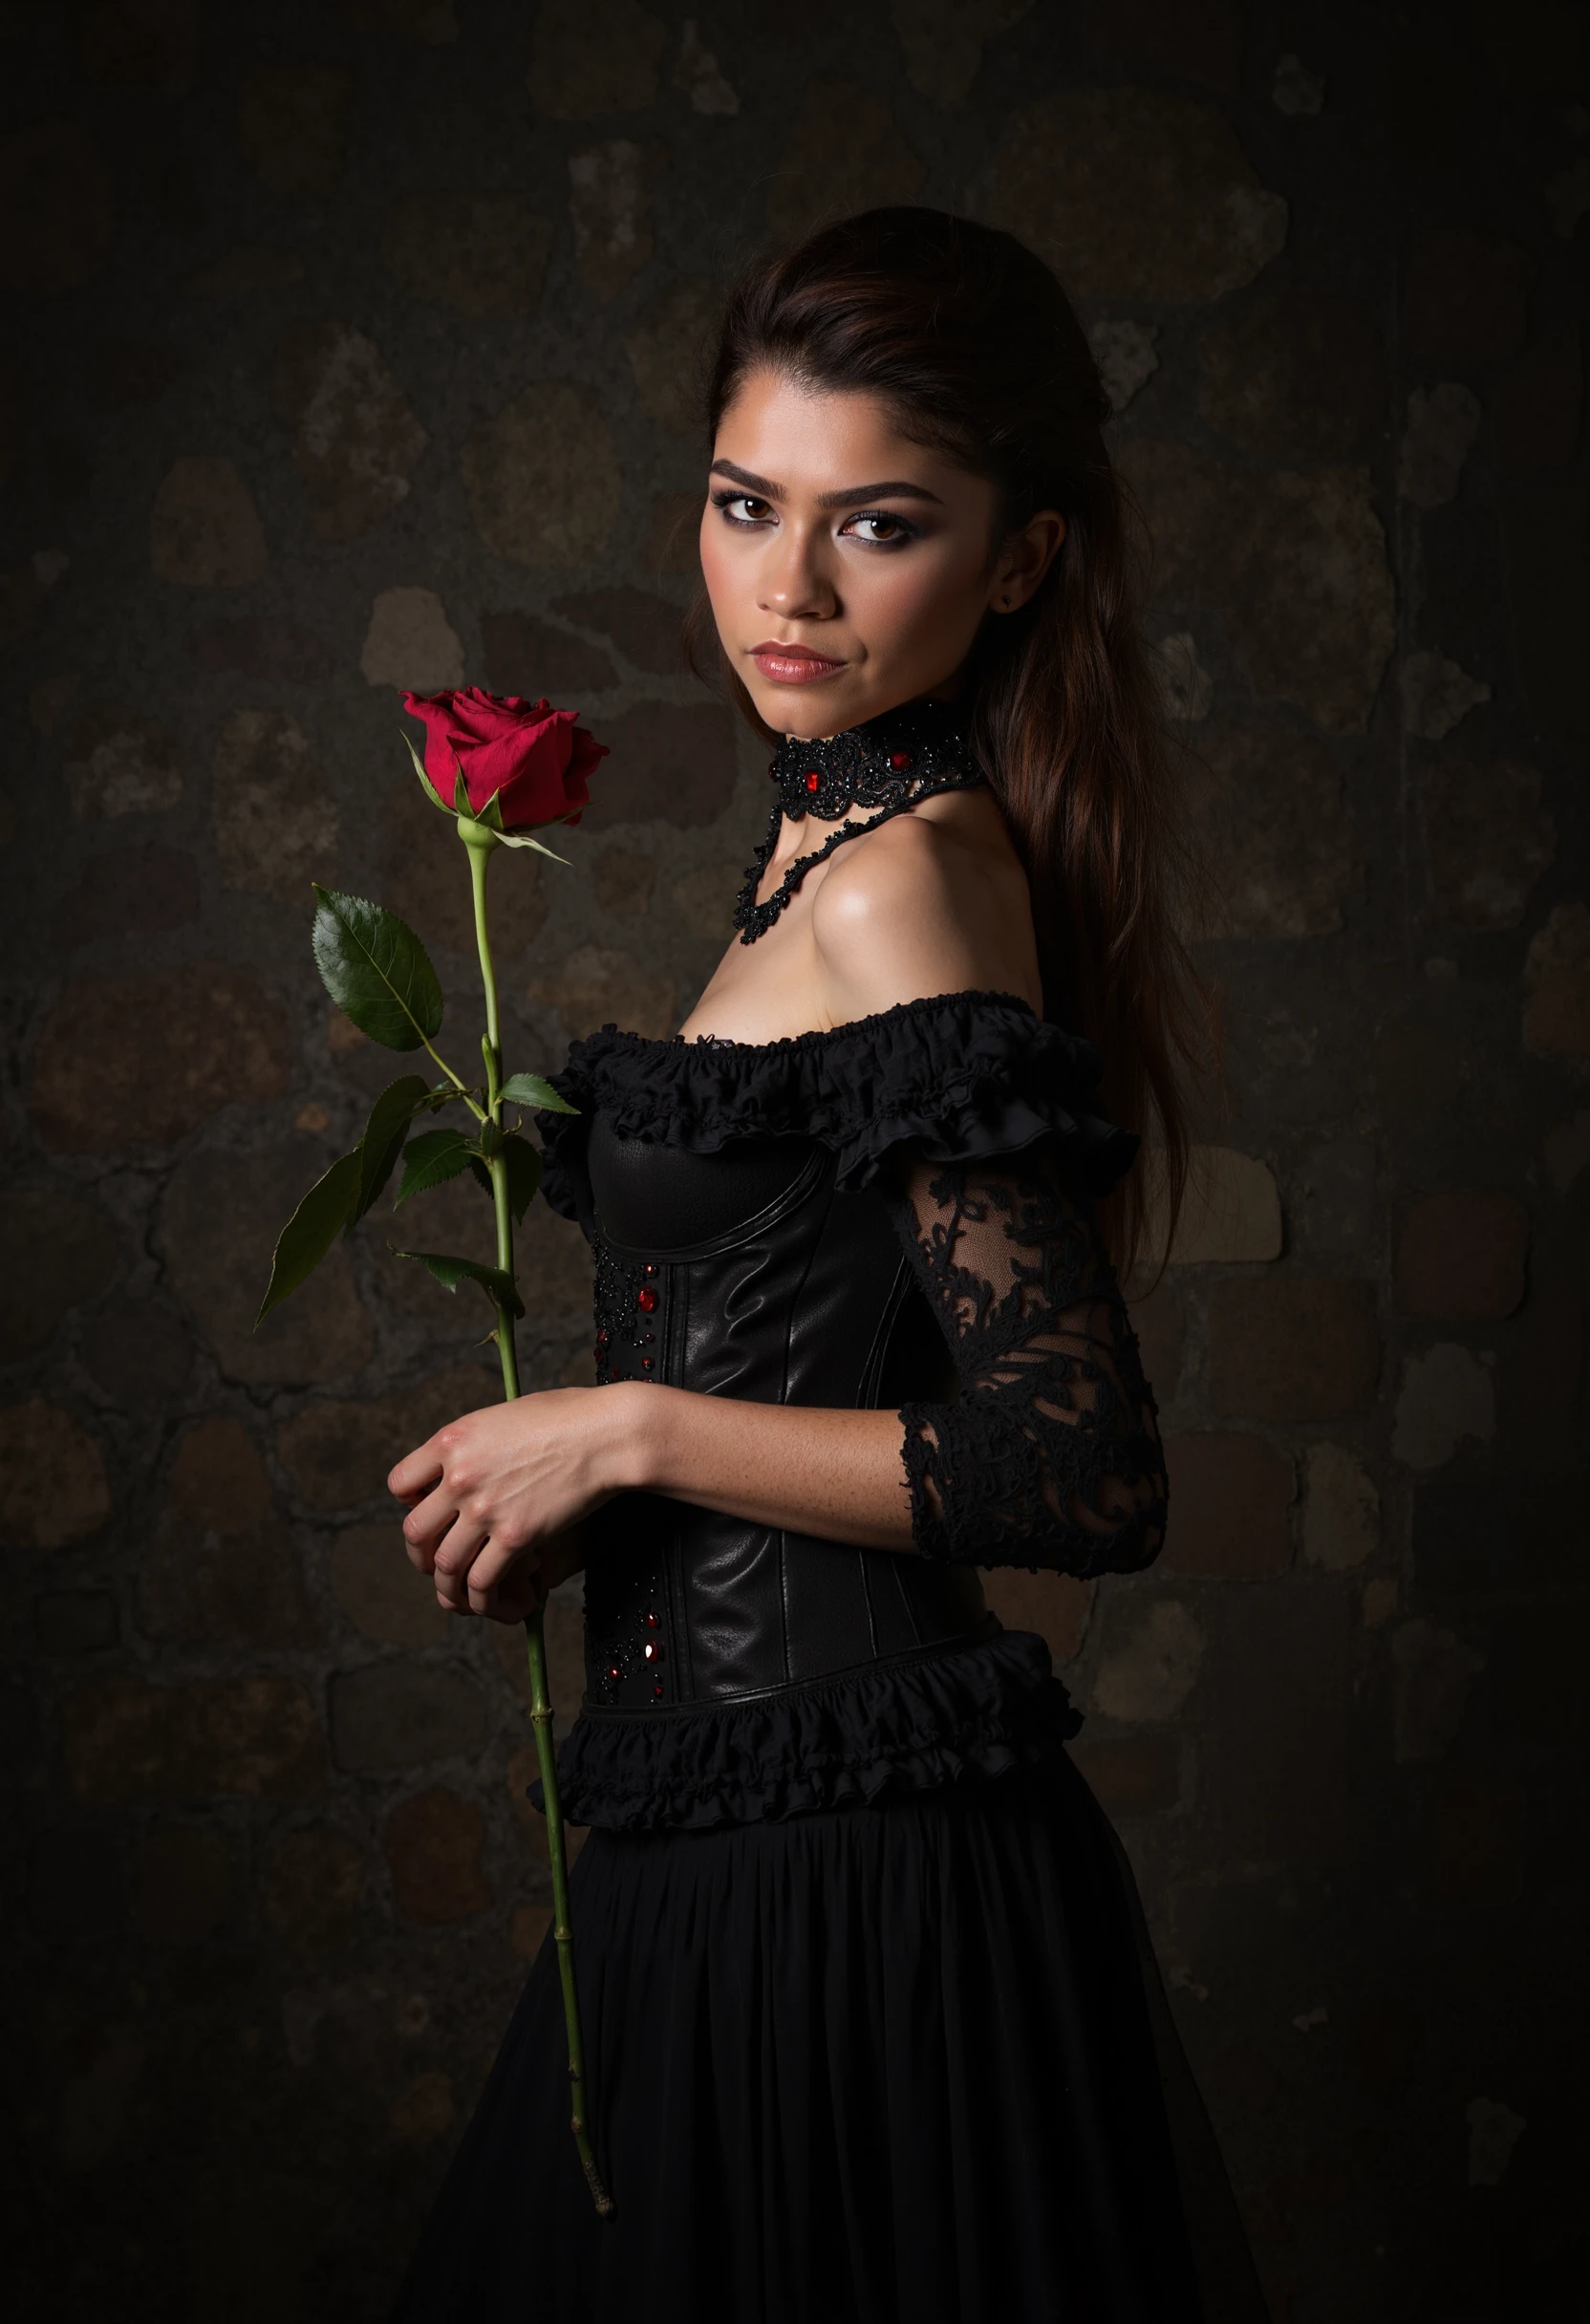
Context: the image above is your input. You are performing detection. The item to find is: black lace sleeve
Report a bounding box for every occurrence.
[886,1141,1168,1576]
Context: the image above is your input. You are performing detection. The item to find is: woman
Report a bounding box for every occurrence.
[390,208,1261,2322]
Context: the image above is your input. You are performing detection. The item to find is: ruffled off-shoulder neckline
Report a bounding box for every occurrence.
[534,986,1139,1216]
[610,986,1037,1058]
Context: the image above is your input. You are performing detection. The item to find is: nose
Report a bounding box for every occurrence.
[757,520,837,623]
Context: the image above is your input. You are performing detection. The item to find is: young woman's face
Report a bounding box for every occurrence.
[699,367,1054,739]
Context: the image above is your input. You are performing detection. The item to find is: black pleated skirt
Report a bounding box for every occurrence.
[392,1754,1261,2323]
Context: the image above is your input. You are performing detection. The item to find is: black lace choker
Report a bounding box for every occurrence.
[732,699,985,943]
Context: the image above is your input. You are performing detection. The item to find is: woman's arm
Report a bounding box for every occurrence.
[388,1387,913,1619]
[391,820,1157,1615]
[886,1145,1167,1574]
[390,1133,1166,1619]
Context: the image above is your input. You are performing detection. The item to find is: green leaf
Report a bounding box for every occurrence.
[500,1071,577,1115]
[401,728,455,817]
[500,1132,542,1222]
[256,1149,361,1326]
[452,765,472,816]
[395,1128,478,1206]
[392,1248,525,1319]
[353,1074,431,1222]
[311,886,443,1052]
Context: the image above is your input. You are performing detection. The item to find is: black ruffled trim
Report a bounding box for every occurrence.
[541,1629,1085,1832]
[534,989,1138,1222]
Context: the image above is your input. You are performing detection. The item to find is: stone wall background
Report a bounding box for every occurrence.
[3,3,1586,2318]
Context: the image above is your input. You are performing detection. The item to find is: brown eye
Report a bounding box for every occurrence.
[714,492,773,526]
[846,511,913,546]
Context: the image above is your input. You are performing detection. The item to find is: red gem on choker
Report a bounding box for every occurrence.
[891,751,913,770]
[806,770,819,790]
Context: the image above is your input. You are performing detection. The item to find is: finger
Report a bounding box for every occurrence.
[432,1515,489,1611]
[401,1487,460,1571]
[388,1439,446,1503]
[464,1538,539,1617]
[471,1552,546,1626]
[478,1555,546,1625]
[465,1535,537,1601]
[434,1559,473,1613]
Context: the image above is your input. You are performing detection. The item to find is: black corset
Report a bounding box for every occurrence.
[531,995,1153,1828]
[578,1114,993,1711]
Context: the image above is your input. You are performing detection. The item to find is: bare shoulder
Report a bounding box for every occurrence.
[815,807,964,922]
[810,798,1041,1022]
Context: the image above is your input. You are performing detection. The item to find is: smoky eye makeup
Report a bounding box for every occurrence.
[840,509,920,547]
[709,489,774,525]
[708,490,923,547]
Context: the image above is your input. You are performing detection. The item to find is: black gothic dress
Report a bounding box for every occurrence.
[392,992,1262,2324]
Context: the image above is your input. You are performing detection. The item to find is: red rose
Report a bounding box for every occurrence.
[402,688,607,830]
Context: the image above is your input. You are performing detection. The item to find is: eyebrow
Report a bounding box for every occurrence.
[709,459,944,509]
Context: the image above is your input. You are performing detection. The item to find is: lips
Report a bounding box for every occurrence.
[749,641,847,684]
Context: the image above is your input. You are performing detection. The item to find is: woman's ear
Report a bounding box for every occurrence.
[990,509,1066,612]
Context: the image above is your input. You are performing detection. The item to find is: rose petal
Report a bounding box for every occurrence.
[401,690,607,829]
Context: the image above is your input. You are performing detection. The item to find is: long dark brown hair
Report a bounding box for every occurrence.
[685,207,1217,1275]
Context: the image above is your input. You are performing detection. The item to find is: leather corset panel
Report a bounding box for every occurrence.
[579,1113,991,1712]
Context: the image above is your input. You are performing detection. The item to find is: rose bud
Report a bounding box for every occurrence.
[402,688,608,831]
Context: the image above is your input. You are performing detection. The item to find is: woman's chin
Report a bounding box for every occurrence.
[744,678,912,740]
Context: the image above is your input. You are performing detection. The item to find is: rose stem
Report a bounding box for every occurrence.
[461,815,614,2222]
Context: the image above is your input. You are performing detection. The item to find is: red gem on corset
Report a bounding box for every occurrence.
[806,769,820,791]
[636,1285,657,1312]
[606,1665,621,1683]
[653,1682,665,1698]
[891,751,913,770]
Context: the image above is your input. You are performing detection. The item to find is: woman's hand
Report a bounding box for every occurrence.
[387,1386,643,1620]
[390,1376,916,1625]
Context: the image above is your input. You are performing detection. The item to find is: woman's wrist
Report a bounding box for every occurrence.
[600,1379,675,1496]
[591,1384,912,1550]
